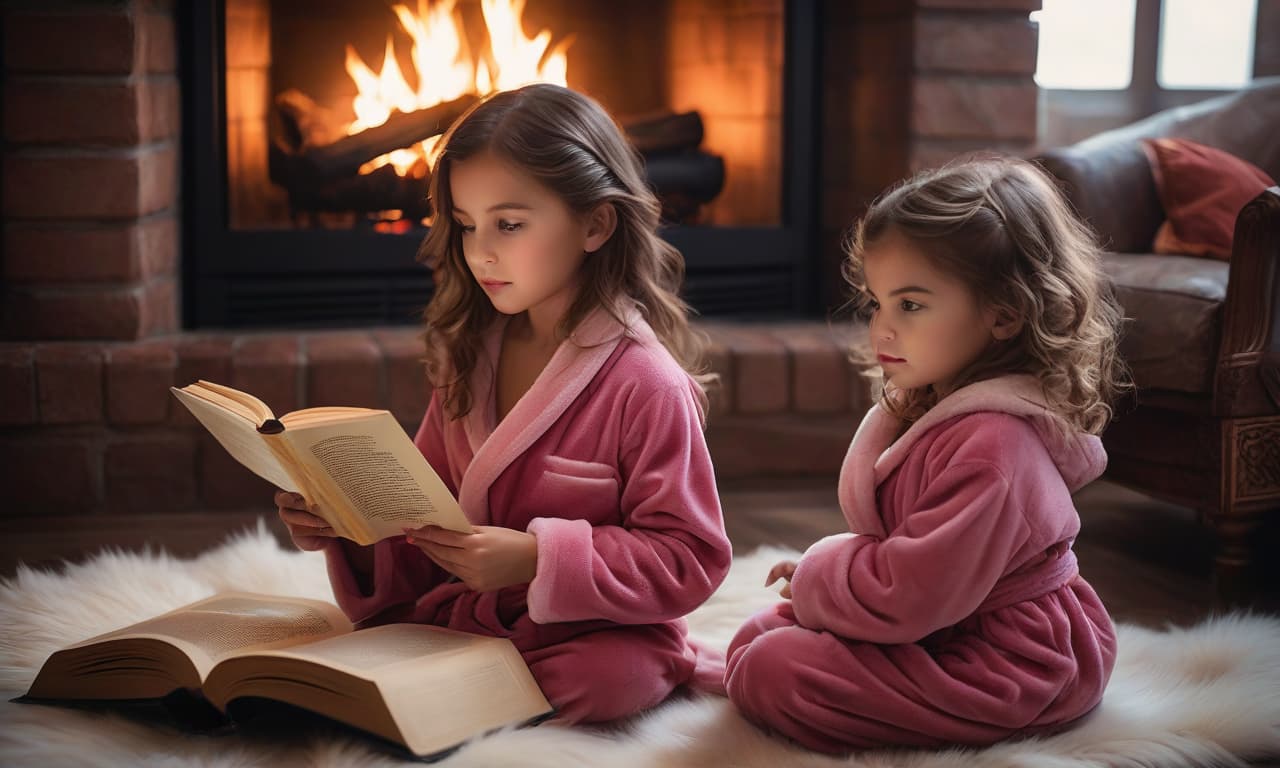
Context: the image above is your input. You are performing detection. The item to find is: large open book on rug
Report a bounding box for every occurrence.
[171,379,469,545]
[20,592,553,759]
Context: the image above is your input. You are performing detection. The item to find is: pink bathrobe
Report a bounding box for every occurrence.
[725,375,1117,753]
[323,308,731,723]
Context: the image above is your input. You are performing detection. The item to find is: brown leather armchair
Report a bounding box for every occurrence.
[1037,77,1280,604]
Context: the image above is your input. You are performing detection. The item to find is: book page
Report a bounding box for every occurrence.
[281,406,381,429]
[379,630,552,756]
[76,593,354,680]
[171,386,299,492]
[193,380,275,423]
[257,623,491,672]
[284,411,471,542]
[227,624,552,757]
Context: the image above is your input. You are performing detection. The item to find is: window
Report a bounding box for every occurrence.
[1032,0,1257,91]
[1032,0,1136,90]
[1158,0,1257,89]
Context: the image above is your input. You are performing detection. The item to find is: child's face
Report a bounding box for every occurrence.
[450,151,597,323]
[861,229,1005,392]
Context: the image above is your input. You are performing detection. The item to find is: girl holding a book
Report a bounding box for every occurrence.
[277,84,732,724]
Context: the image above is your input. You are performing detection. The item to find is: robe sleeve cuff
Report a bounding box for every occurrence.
[525,516,595,624]
[790,532,858,628]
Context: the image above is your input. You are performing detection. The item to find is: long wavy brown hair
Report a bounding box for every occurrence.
[843,155,1132,434]
[418,84,710,419]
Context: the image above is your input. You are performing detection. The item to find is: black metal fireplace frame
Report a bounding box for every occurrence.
[180,0,822,328]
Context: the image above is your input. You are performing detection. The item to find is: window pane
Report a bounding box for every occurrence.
[1032,0,1135,90]
[1159,0,1256,89]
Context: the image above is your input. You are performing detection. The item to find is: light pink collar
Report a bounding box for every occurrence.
[456,306,648,524]
[839,375,1104,536]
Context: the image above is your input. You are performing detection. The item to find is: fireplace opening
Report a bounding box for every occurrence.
[183,0,819,328]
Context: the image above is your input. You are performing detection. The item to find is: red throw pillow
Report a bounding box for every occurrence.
[1140,137,1275,260]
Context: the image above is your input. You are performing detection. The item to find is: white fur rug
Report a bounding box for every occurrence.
[2,524,1279,768]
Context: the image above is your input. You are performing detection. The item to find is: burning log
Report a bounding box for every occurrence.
[275,89,346,151]
[622,111,704,154]
[274,94,479,184]
[270,95,722,225]
[644,150,724,225]
[643,150,724,204]
[281,163,432,219]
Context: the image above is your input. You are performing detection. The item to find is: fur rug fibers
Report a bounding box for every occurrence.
[2,524,1279,767]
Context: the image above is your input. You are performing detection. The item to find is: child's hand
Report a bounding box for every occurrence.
[766,560,798,599]
[275,490,336,552]
[405,525,538,593]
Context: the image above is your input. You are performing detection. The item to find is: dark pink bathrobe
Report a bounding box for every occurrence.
[725,376,1117,752]
[322,308,731,723]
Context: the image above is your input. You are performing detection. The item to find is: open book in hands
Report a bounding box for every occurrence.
[21,592,553,759]
[172,380,470,545]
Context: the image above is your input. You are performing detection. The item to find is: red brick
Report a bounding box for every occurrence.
[5,78,133,144]
[4,216,175,283]
[696,324,735,416]
[35,343,104,424]
[106,341,177,425]
[138,215,178,277]
[140,144,180,215]
[139,277,178,336]
[718,325,790,414]
[372,328,429,428]
[226,0,271,68]
[0,345,37,425]
[915,16,1038,75]
[916,0,1041,8]
[104,434,196,512]
[3,145,176,219]
[706,415,856,478]
[142,12,176,74]
[4,11,139,75]
[232,335,302,417]
[170,335,235,426]
[304,332,382,409]
[198,432,278,509]
[911,77,1038,141]
[829,323,878,414]
[770,324,851,413]
[0,437,100,511]
[845,0,915,18]
[909,138,1036,174]
[3,286,144,341]
[142,77,180,141]
[849,365,879,415]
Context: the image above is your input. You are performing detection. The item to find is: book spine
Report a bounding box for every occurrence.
[257,419,285,435]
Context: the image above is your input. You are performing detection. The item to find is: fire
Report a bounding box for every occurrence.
[345,0,570,177]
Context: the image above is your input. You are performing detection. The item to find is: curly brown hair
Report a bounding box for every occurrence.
[843,155,1132,434]
[418,84,710,419]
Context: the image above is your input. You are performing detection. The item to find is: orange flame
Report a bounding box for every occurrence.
[345,0,571,177]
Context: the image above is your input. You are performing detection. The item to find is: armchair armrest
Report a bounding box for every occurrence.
[1216,187,1280,415]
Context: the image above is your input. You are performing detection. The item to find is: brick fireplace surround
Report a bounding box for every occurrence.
[2,0,1039,562]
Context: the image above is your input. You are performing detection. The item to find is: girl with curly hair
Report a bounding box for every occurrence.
[724,155,1131,752]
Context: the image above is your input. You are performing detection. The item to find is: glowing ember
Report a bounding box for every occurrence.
[345,0,571,177]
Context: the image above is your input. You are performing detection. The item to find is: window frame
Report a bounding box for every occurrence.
[1038,0,1255,147]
